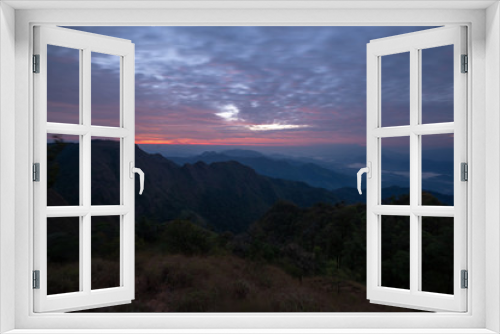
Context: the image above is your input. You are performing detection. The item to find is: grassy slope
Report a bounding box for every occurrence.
[78,252,414,313]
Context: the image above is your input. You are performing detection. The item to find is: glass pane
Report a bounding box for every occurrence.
[47,217,80,294]
[421,134,454,206]
[92,52,121,127]
[421,45,454,124]
[47,134,79,206]
[91,137,121,206]
[381,52,410,127]
[381,137,410,205]
[91,216,120,290]
[47,45,80,124]
[381,215,410,290]
[421,217,454,294]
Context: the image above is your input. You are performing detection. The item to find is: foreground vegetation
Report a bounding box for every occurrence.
[48,141,451,312]
[82,253,411,312]
[51,196,452,312]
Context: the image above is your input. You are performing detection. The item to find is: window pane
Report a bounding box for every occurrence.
[421,45,454,124]
[91,137,121,206]
[381,137,410,205]
[91,216,121,290]
[421,134,454,206]
[92,52,121,127]
[47,134,80,206]
[421,217,454,294]
[381,52,410,127]
[47,217,80,295]
[47,45,80,124]
[381,215,410,290]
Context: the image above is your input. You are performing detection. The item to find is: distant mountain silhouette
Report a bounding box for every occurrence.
[167,150,354,191]
[330,186,453,206]
[49,141,342,233]
[48,141,454,233]
[214,149,265,158]
[380,151,453,196]
[381,186,453,206]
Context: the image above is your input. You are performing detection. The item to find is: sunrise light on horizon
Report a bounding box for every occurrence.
[47,26,453,151]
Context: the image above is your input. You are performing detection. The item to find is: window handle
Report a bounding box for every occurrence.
[357,162,371,195]
[129,162,145,195]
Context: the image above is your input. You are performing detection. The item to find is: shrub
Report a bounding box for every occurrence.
[232,279,251,299]
[161,220,215,255]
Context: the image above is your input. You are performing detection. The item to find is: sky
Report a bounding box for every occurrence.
[46,26,454,154]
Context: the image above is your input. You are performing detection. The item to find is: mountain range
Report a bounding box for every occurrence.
[134,146,348,232]
[48,141,452,233]
[166,149,454,196]
[166,150,355,191]
[49,141,344,233]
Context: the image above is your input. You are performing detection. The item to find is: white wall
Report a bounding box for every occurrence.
[4,4,496,332]
[0,2,16,333]
[486,2,500,333]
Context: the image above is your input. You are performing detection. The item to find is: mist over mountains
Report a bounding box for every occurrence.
[163,147,454,197]
[167,150,354,191]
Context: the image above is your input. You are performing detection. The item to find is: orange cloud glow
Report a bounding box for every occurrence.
[135,135,365,146]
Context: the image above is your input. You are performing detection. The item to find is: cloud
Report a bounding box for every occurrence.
[58,26,446,148]
[247,123,309,131]
[421,172,442,180]
[347,163,367,169]
[215,104,240,121]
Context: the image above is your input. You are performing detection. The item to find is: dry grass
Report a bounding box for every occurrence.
[74,253,416,312]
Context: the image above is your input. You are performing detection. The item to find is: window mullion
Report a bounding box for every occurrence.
[82,47,92,294]
[415,48,422,295]
[121,51,135,292]
[453,27,468,309]
[33,29,48,304]
[82,214,91,293]
[78,48,84,293]
[409,48,420,294]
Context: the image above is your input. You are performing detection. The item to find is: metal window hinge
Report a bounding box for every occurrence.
[461,162,468,181]
[461,270,468,289]
[33,270,40,289]
[33,54,40,73]
[33,163,40,182]
[461,54,468,73]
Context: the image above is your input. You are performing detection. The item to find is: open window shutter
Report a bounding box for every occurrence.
[33,26,136,312]
[365,26,467,312]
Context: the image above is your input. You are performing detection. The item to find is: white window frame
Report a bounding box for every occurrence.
[366,26,468,312]
[0,1,499,333]
[33,26,136,313]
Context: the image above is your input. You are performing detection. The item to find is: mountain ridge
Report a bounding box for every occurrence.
[48,141,453,233]
[49,141,343,233]
[167,150,355,191]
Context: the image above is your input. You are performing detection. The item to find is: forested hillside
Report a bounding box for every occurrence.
[47,140,451,312]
